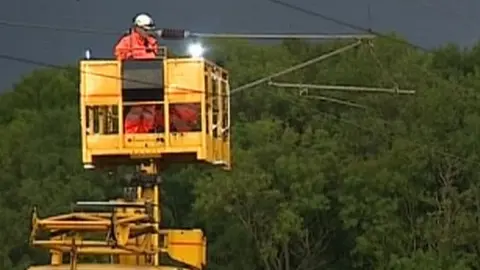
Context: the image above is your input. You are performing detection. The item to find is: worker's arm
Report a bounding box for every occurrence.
[114,36,132,60]
[146,36,159,55]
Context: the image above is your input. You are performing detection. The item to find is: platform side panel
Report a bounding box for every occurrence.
[164,59,204,155]
[222,75,232,170]
[205,64,231,167]
[80,60,122,98]
[80,62,88,164]
[165,59,204,103]
[80,60,122,165]
[216,70,225,163]
[200,67,208,160]
[202,65,231,169]
[204,65,214,164]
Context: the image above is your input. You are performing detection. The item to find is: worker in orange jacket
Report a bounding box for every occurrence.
[114,13,159,60]
[115,13,160,134]
[116,14,200,134]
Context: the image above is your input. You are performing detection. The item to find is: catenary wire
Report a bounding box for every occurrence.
[2,49,476,168]
[0,19,371,94]
[262,0,480,166]
[265,0,430,52]
[0,16,477,166]
[0,19,371,40]
[0,12,464,100]
[0,53,206,93]
[3,51,475,168]
[260,0,478,103]
[0,19,120,35]
[0,13,438,95]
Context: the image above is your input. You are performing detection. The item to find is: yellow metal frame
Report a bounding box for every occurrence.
[30,204,206,269]
[30,162,206,270]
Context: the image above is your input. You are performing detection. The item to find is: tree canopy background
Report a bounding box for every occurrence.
[1,35,480,270]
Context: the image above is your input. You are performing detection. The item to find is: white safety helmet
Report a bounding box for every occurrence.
[133,13,155,30]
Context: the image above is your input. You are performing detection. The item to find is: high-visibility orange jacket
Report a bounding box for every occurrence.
[114,29,159,60]
[115,29,199,134]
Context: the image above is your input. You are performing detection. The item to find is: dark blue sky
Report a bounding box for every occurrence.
[0,0,479,92]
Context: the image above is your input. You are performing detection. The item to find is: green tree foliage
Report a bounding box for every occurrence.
[1,36,480,270]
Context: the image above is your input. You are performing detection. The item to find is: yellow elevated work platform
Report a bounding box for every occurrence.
[28,48,231,270]
[80,56,231,169]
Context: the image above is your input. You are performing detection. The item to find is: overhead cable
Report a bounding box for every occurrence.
[0,19,119,35]
[265,0,429,52]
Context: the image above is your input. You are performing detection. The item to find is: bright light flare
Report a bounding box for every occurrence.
[187,43,205,58]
